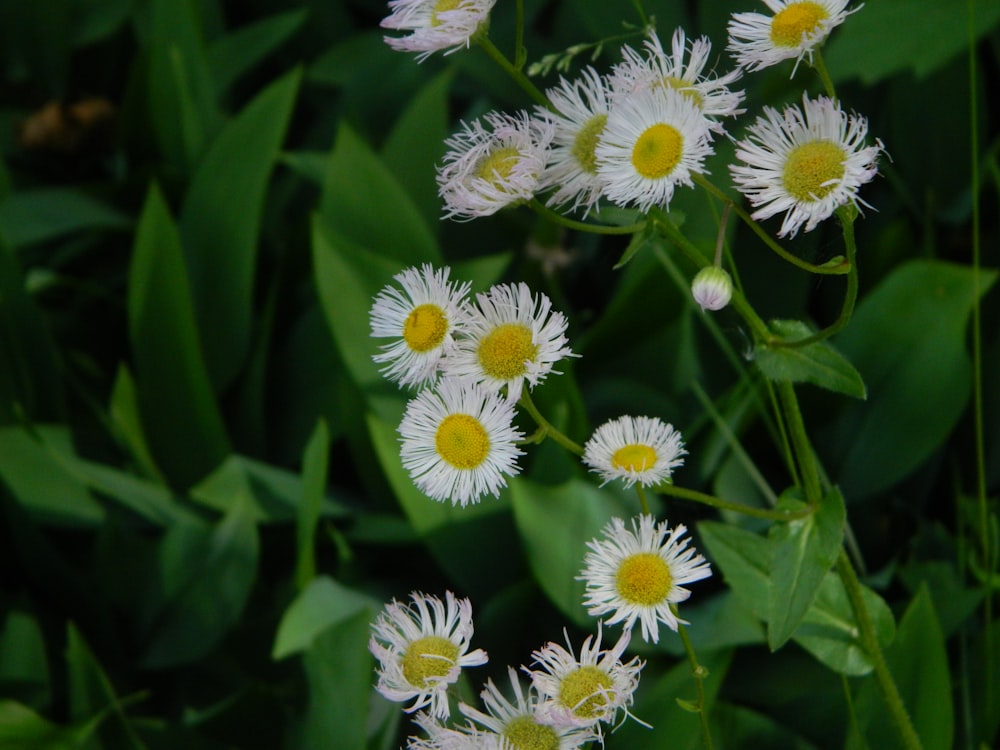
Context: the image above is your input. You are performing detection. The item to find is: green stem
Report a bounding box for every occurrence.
[776,382,822,504]
[812,49,837,100]
[693,175,851,276]
[767,206,859,349]
[630,0,650,27]
[675,613,715,750]
[657,483,815,521]
[529,199,646,235]
[518,389,584,455]
[514,0,526,69]
[837,552,925,750]
[636,484,651,515]
[476,36,551,109]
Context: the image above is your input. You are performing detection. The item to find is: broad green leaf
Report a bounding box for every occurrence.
[767,487,846,650]
[712,702,821,750]
[825,0,1000,83]
[180,68,301,391]
[141,498,259,668]
[128,185,229,489]
[381,70,452,229]
[280,150,327,185]
[208,10,306,95]
[272,576,377,660]
[824,260,997,500]
[509,476,631,626]
[0,701,79,750]
[755,320,866,399]
[72,0,131,47]
[0,612,49,699]
[969,619,1000,743]
[296,420,329,590]
[0,189,130,248]
[108,365,162,481]
[0,427,104,526]
[319,123,440,265]
[657,591,765,658]
[299,610,373,750]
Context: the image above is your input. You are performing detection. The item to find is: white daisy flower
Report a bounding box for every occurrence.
[398,377,524,505]
[369,590,489,719]
[458,667,596,750]
[582,415,686,488]
[525,623,643,730]
[610,27,745,134]
[442,282,575,403]
[727,0,855,74]
[578,515,712,643]
[729,93,883,238]
[381,0,496,61]
[691,266,734,311]
[408,712,513,750]
[595,87,714,214]
[438,111,554,220]
[370,264,472,389]
[536,66,613,216]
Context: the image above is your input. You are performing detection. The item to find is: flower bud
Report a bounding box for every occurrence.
[691,266,733,311]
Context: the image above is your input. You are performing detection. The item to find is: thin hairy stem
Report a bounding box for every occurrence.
[477,36,551,109]
[635,484,651,515]
[529,199,647,235]
[812,49,837,100]
[657,483,815,522]
[518,389,584,455]
[674,612,715,750]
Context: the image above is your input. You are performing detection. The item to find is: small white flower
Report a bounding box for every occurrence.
[525,623,643,730]
[610,28,745,134]
[727,0,855,74]
[398,377,524,505]
[458,667,596,750]
[438,111,554,220]
[595,87,714,214]
[408,712,513,750]
[370,264,472,388]
[536,67,613,216]
[578,515,712,643]
[729,93,882,238]
[583,415,686,488]
[442,282,575,403]
[691,266,734,311]
[381,0,495,61]
[369,590,489,719]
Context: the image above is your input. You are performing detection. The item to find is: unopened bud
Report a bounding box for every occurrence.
[691,266,733,311]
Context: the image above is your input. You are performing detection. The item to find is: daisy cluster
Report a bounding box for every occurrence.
[384,0,882,243]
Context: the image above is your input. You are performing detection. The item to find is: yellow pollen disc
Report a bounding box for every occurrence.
[430,0,462,27]
[558,666,615,719]
[403,303,449,353]
[769,2,829,47]
[611,443,657,472]
[655,76,704,107]
[435,414,490,469]
[782,140,846,201]
[477,323,538,380]
[503,716,559,750]
[616,552,673,605]
[401,635,459,687]
[571,114,608,174]
[475,146,520,188]
[631,123,683,179]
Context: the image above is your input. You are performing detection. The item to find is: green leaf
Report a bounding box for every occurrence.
[180,68,301,391]
[767,487,847,650]
[319,123,441,265]
[108,365,163,481]
[825,260,997,500]
[208,9,307,95]
[0,189,130,248]
[272,576,377,660]
[128,185,230,489]
[296,420,329,590]
[141,498,259,668]
[509,477,631,626]
[72,0,131,47]
[0,611,49,700]
[0,701,78,750]
[614,223,655,269]
[755,320,866,399]
[825,0,1000,83]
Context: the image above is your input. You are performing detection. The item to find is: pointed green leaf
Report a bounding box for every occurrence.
[272,576,377,660]
[296,420,329,590]
[208,10,307,95]
[0,189,130,248]
[756,320,866,399]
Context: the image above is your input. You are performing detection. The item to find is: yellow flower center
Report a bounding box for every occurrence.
[782,140,846,201]
[631,123,683,179]
[475,146,520,188]
[435,414,491,469]
[401,635,459,687]
[477,323,537,380]
[616,552,673,605]
[571,114,607,174]
[611,443,657,472]
[769,2,829,48]
[655,76,704,107]
[558,665,615,719]
[430,0,462,26]
[503,716,559,750]
[403,303,449,353]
